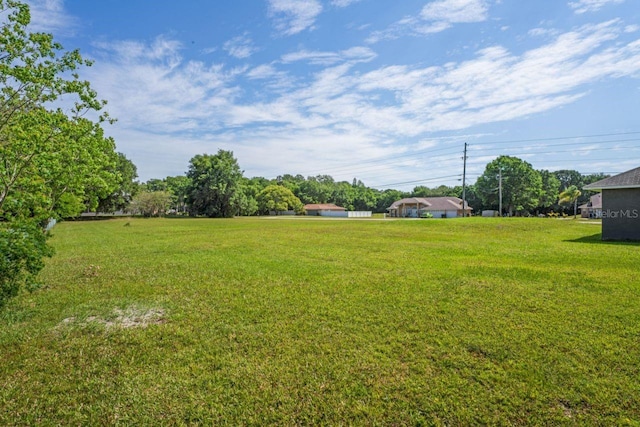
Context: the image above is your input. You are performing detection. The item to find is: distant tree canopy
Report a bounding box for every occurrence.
[475,156,543,216]
[136,154,608,220]
[186,150,244,218]
[538,170,561,211]
[257,185,304,215]
[94,153,139,214]
[131,191,172,217]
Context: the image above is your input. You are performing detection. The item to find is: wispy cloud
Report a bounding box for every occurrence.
[368,0,489,43]
[281,46,376,65]
[569,0,625,14]
[86,20,640,184]
[528,27,561,38]
[331,0,362,7]
[25,0,77,35]
[420,0,489,24]
[268,0,323,36]
[223,33,258,59]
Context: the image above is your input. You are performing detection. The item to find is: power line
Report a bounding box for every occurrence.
[339,131,640,179]
[466,131,640,146]
[285,130,640,189]
[375,174,461,188]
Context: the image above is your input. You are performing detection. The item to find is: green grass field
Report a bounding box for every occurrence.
[1,217,639,425]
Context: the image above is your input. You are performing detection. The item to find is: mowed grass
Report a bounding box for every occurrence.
[1,217,639,425]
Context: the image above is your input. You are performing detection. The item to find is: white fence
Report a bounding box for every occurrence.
[319,211,372,218]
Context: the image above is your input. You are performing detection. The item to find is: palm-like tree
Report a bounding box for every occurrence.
[559,185,582,218]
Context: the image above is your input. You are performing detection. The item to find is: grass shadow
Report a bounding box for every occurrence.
[566,233,640,246]
[65,215,129,222]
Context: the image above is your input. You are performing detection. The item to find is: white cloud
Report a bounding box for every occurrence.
[25,0,77,35]
[223,33,258,59]
[331,0,362,7]
[88,36,239,133]
[569,0,625,14]
[528,27,560,38]
[268,0,323,36]
[247,64,280,79]
[420,0,489,24]
[368,0,489,43]
[281,46,376,65]
[87,20,640,184]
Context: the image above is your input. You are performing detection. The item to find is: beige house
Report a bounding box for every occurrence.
[579,193,602,219]
[387,197,472,218]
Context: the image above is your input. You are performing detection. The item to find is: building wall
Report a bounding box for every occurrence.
[319,211,372,217]
[602,189,640,240]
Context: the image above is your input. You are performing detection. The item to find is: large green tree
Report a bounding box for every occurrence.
[553,170,584,191]
[352,179,378,211]
[538,169,561,212]
[94,153,138,214]
[297,175,333,204]
[475,156,543,216]
[130,191,172,217]
[186,150,244,218]
[257,185,304,215]
[0,0,117,308]
[165,175,191,214]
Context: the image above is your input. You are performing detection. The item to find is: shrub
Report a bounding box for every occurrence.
[0,221,53,309]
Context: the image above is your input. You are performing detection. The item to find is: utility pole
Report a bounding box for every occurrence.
[462,143,467,217]
[498,168,503,216]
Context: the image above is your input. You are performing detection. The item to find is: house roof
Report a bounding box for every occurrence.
[578,193,602,210]
[387,197,472,211]
[304,203,346,211]
[583,166,640,190]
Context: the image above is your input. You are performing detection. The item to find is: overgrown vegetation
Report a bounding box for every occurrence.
[1,217,638,425]
[0,0,118,307]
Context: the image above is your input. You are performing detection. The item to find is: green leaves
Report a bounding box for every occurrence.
[0,0,120,308]
[476,156,544,216]
[257,185,304,215]
[130,191,173,217]
[186,150,244,218]
[0,221,53,308]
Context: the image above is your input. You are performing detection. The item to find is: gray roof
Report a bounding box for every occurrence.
[388,197,472,211]
[584,166,640,190]
[578,193,602,210]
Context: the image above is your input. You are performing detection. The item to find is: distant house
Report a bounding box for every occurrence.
[387,197,472,218]
[583,166,640,241]
[578,193,602,219]
[304,203,346,216]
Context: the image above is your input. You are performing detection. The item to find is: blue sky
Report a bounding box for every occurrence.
[26,0,640,189]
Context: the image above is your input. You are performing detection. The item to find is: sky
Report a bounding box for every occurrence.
[24,0,640,190]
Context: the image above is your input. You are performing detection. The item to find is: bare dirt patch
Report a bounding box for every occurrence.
[58,305,166,330]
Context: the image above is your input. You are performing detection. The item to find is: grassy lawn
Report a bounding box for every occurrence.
[1,217,639,425]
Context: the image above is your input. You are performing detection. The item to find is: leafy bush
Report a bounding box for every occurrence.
[0,222,53,309]
[130,191,172,217]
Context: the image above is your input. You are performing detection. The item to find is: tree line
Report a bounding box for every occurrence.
[111,151,607,219]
